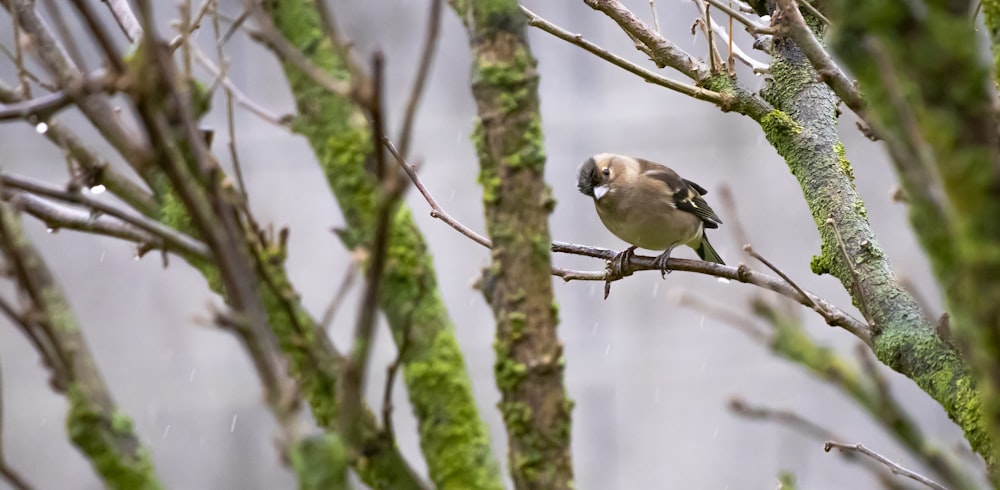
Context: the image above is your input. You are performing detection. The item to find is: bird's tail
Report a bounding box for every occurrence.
[695,236,725,265]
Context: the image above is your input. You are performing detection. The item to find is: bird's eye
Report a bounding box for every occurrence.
[602,168,610,176]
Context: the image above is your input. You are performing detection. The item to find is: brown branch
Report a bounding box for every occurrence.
[0,174,209,259]
[67,0,125,74]
[584,0,712,80]
[397,0,442,158]
[824,442,950,490]
[522,6,727,103]
[5,0,155,179]
[730,396,833,440]
[703,0,773,35]
[5,191,210,259]
[341,52,402,454]
[102,0,143,43]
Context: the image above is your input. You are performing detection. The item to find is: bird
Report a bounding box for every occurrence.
[577,153,724,278]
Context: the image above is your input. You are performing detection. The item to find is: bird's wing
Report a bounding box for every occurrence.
[637,158,723,228]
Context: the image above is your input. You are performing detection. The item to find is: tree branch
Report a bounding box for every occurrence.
[824,442,949,490]
[522,6,728,103]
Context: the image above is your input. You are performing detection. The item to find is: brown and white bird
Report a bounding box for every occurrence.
[578,153,724,277]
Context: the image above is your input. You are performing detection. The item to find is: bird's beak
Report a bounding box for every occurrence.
[593,185,609,201]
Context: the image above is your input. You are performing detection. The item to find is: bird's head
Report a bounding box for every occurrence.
[577,153,618,201]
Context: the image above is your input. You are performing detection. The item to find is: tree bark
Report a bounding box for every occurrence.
[448,1,574,489]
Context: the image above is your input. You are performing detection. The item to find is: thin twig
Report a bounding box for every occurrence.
[0,174,209,259]
[798,0,830,25]
[102,0,144,42]
[691,0,770,72]
[704,0,773,34]
[5,191,210,260]
[671,290,771,344]
[730,397,834,440]
[340,52,406,455]
[210,4,250,198]
[320,252,360,332]
[826,217,875,327]
[397,0,442,158]
[824,442,950,490]
[191,47,290,128]
[649,0,661,34]
[744,244,819,312]
[67,0,126,74]
[522,7,727,104]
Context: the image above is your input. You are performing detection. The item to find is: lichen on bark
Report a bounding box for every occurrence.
[449,1,574,488]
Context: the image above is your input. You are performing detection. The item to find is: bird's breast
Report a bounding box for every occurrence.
[595,191,702,251]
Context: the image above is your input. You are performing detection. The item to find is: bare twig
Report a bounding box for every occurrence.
[5,191,210,260]
[320,251,360,332]
[397,0,442,158]
[191,47,290,128]
[341,52,405,454]
[102,0,144,42]
[0,174,209,259]
[584,0,712,80]
[826,217,875,327]
[691,1,770,72]
[744,244,819,312]
[522,6,727,104]
[704,0,773,34]
[649,0,662,34]
[824,442,950,490]
[731,397,834,440]
[67,0,126,74]
[671,290,771,344]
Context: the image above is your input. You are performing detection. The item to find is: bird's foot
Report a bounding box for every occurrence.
[653,248,675,279]
[610,246,637,279]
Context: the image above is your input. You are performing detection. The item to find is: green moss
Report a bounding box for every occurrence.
[761,110,803,138]
[291,434,348,490]
[403,330,504,490]
[498,401,532,436]
[42,287,78,332]
[505,116,546,173]
[833,142,855,185]
[66,386,161,490]
[494,346,527,391]
[810,254,831,275]
[509,312,527,341]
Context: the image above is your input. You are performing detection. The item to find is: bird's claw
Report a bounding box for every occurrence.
[653,248,674,279]
[609,246,637,279]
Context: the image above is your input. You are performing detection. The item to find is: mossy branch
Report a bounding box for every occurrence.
[0,198,161,490]
[448,1,574,488]
[260,1,504,489]
[757,10,991,475]
[829,0,1000,471]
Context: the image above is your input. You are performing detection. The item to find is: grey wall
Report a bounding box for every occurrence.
[0,1,981,489]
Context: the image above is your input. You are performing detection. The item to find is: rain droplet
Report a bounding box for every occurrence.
[654,386,662,403]
[99,250,106,263]
[230,414,238,433]
[651,282,659,298]
[713,427,720,438]
[189,368,197,382]
[699,314,705,328]
[604,344,611,356]
[717,277,731,284]
[591,322,598,336]
[46,227,57,234]
[162,425,171,439]
[133,255,141,261]
[40,417,47,427]
[35,122,48,134]
[89,184,106,195]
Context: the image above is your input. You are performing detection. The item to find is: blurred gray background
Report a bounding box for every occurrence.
[0,1,982,489]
